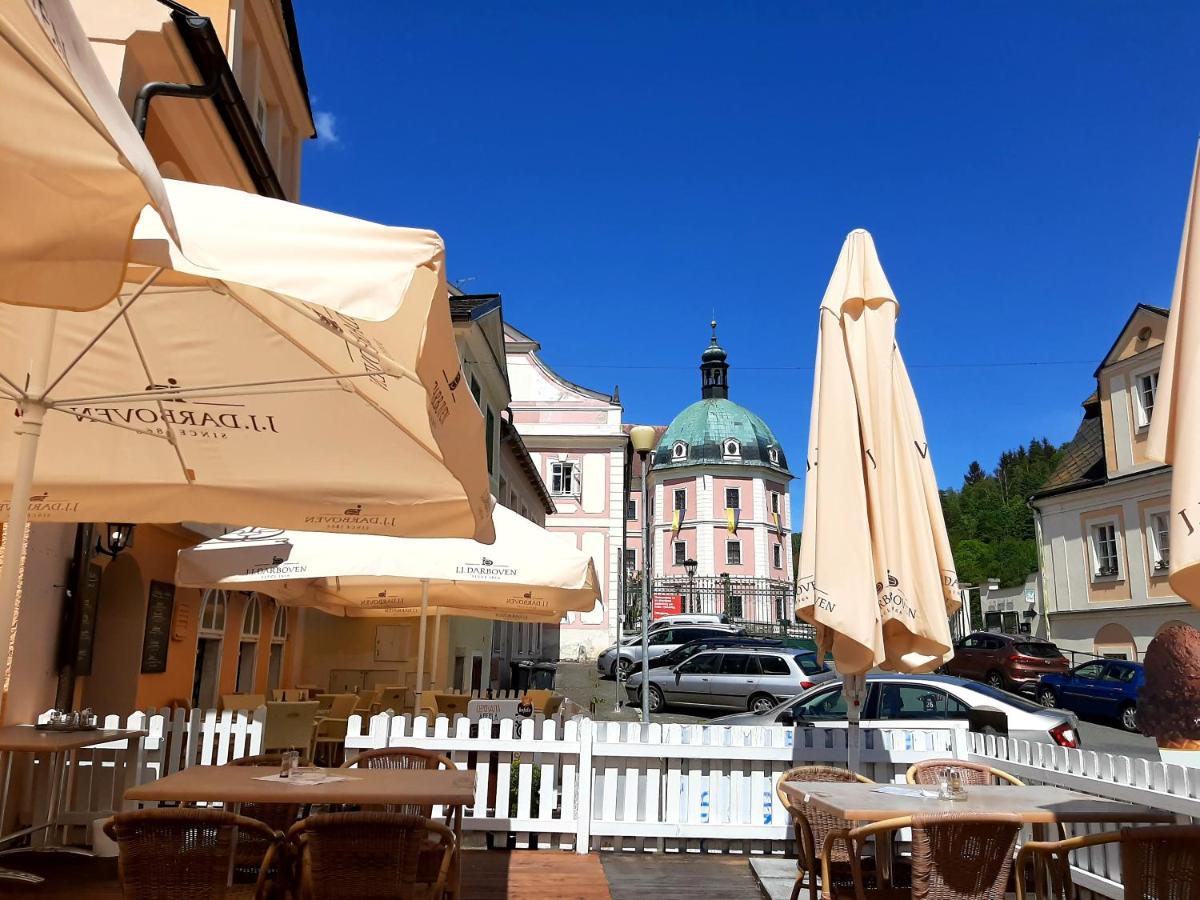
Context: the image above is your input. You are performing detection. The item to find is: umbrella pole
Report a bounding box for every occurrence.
[0,310,56,724]
[844,672,866,775]
[429,611,442,689]
[414,579,429,716]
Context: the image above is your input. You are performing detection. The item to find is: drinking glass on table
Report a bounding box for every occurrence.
[937,767,967,801]
[279,750,300,778]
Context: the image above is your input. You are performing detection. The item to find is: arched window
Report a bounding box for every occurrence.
[1094,622,1137,661]
[199,589,227,634]
[768,447,780,465]
[235,594,261,693]
[723,439,741,459]
[193,590,227,709]
[672,441,688,460]
[267,606,288,693]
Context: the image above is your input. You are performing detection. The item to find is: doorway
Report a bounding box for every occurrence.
[191,590,227,709]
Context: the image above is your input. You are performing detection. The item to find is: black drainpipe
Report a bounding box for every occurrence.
[135,3,285,200]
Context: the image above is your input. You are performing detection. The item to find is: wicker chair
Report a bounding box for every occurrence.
[776,766,878,900]
[824,812,1023,900]
[227,754,309,877]
[906,759,1025,787]
[340,747,457,817]
[283,812,455,900]
[1015,824,1200,900]
[104,808,280,899]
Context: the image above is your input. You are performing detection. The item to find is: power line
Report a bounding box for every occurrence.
[550,359,1095,373]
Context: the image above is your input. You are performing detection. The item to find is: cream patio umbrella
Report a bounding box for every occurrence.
[1148,142,1200,603]
[175,506,602,709]
[0,179,494,719]
[1,0,179,310]
[796,229,960,767]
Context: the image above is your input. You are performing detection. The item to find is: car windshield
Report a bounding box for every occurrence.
[1014,642,1061,658]
[963,682,1050,713]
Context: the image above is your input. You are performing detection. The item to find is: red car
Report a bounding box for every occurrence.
[942,632,1069,693]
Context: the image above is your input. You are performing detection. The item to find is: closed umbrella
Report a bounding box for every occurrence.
[1148,143,1200,602]
[0,180,494,718]
[1,0,178,310]
[796,229,960,768]
[175,505,602,709]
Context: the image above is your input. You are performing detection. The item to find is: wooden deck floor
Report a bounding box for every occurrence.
[1,848,763,899]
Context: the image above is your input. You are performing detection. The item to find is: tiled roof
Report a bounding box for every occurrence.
[1037,408,1106,495]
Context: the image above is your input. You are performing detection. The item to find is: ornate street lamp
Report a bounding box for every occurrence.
[96,523,135,558]
[629,425,658,724]
[684,557,698,614]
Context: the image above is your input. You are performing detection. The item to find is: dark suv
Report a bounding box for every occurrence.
[941,632,1068,694]
[626,635,784,676]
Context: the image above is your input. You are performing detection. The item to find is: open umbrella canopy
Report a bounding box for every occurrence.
[796,229,960,677]
[0,178,494,542]
[174,504,601,619]
[1148,143,1200,607]
[0,0,177,310]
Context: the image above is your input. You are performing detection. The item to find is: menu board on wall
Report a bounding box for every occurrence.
[74,563,103,676]
[140,580,176,674]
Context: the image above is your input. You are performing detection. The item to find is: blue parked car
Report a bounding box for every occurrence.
[1036,659,1144,732]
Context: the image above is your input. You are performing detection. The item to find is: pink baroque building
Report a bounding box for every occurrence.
[505,325,631,661]
[643,326,794,594]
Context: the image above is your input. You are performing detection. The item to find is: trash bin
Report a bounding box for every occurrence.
[509,659,534,692]
[530,661,557,690]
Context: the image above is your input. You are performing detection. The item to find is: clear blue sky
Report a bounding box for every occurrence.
[293,1,1200,493]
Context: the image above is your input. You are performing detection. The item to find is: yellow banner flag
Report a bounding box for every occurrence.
[726,507,739,533]
[772,511,782,535]
[672,508,681,536]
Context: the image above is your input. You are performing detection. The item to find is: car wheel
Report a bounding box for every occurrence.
[1037,688,1058,709]
[1120,703,1139,733]
[612,658,632,680]
[648,684,665,714]
[986,670,1005,689]
[749,693,776,715]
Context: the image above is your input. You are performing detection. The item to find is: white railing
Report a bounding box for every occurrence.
[24,706,1199,900]
[969,733,1200,899]
[344,714,967,854]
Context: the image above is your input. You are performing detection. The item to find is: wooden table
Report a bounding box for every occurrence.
[127,765,477,896]
[0,726,147,885]
[781,782,1175,825]
[782,781,1173,899]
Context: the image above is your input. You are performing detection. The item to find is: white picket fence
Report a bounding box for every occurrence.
[968,733,1200,899]
[21,706,1200,899]
[343,712,967,854]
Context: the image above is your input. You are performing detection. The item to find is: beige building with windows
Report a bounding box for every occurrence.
[1032,304,1200,661]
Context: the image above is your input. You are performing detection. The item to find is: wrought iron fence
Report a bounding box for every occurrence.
[622,574,814,644]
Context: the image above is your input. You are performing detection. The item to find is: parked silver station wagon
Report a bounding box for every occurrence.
[625,646,833,714]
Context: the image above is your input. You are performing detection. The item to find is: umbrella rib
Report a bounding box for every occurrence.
[43,406,174,442]
[40,268,163,400]
[51,371,387,406]
[109,287,194,481]
[0,369,28,400]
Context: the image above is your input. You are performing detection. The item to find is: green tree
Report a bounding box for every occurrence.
[940,438,1063,589]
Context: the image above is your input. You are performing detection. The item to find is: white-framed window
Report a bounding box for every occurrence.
[726,540,742,566]
[673,488,687,512]
[673,541,687,566]
[672,441,688,460]
[1134,370,1158,429]
[1147,509,1170,574]
[725,487,740,510]
[772,543,783,569]
[1089,521,1121,580]
[624,548,636,571]
[550,460,577,496]
[272,606,287,641]
[768,447,781,465]
[723,439,741,459]
[626,499,637,520]
[771,492,781,514]
[236,594,262,693]
[267,605,287,693]
[199,589,227,634]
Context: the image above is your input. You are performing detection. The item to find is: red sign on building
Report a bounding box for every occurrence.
[652,593,683,619]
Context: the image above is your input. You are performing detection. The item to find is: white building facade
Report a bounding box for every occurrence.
[1033,304,1200,661]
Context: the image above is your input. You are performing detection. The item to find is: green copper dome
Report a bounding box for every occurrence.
[654,398,790,473]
